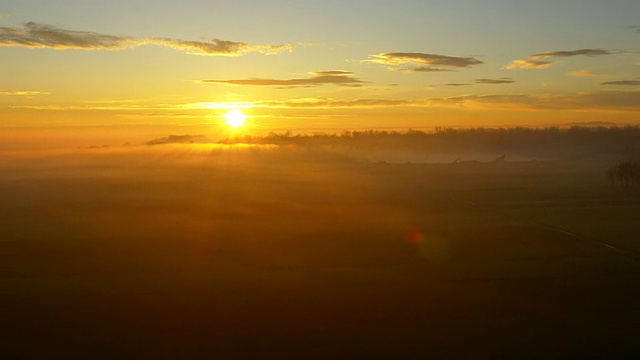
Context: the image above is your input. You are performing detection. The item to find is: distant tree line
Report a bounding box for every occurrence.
[220,126,640,160]
[608,147,640,186]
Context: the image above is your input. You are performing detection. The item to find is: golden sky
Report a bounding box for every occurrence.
[1,0,640,143]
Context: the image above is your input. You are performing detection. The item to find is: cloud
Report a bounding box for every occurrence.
[0,22,133,50]
[144,37,292,56]
[530,49,614,59]
[11,103,185,111]
[0,13,9,19]
[200,71,365,88]
[568,70,598,77]
[363,52,483,72]
[601,80,640,86]
[252,90,640,112]
[0,22,292,56]
[429,91,640,111]
[400,66,451,73]
[568,70,615,78]
[309,70,354,76]
[506,49,618,70]
[259,98,417,108]
[146,134,208,146]
[504,59,555,69]
[13,91,640,115]
[0,90,49,96]
[445,83,471,87]
[628,25,640,33]
[475,78,515,84]
[534,49,615,58]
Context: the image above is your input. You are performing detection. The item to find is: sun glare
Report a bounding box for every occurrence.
[224,109,246,129]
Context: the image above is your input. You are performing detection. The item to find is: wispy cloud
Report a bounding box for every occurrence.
[12,91,640,114]
[10,101,254,112]
[601,80,640,86]
[309,70,353,76]
[0,22,131,50]
[259,98,417,108]
[252,90,640,112]
[0,22,293,56]
[530,48,614,59]
[363,52,483,72]
[142,37,291,56]
[628,25,640,33]
[430,91,640,111]
[200,70,365,88]
[506,49,615,71]
[0,13,9,19]
[567,69,614,78]
[475,78,514,84]
[504,59,555,69]
[12,103,187,111]
[0,90,49,96]
[445,83,471,87]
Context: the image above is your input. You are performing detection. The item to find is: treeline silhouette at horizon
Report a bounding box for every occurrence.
[220,126,640,160]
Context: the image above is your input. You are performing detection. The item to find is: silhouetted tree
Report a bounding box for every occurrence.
[608,159,640,186]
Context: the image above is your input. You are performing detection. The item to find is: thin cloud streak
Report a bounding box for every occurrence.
[504,60,555,69]
[12,91,640,114]
[11,101,254,112]
[426,91,640,112]
[0,22,133,50]
[475,78,515,84]
[200,71,365,88]
[507,49,620,70]
[568,70,615,78]
[309,70,354,76]
[0,22,293,56]
[601,80,640,86]
[259,98,417,108]
[399,66,451,73]
[0,90,49,96]
[364,52,483,72]
[530,49,614,59]
[145,37,292,56]
[254,91,640,112]
[441,91,640,111]
[569,70,598,77]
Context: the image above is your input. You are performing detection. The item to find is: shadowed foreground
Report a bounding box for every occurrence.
[2,144,640,359]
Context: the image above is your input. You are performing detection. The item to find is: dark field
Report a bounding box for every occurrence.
[2,141,640,359]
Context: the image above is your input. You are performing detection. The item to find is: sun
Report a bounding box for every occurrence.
[224,109,246,129]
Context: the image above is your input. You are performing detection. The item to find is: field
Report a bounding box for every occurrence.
[2,139,640,359]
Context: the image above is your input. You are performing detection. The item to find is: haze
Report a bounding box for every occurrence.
[2,1,640,359]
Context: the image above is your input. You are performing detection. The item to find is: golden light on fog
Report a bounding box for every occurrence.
[224,109,247,129]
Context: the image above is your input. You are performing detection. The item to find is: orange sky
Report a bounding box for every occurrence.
[2,1,640,147]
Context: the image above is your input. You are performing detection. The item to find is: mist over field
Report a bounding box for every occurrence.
[2,127,640,358]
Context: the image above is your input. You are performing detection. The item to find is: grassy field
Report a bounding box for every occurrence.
[2,144,640,359]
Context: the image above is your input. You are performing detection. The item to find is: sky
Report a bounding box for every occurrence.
[1,0,640,146]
